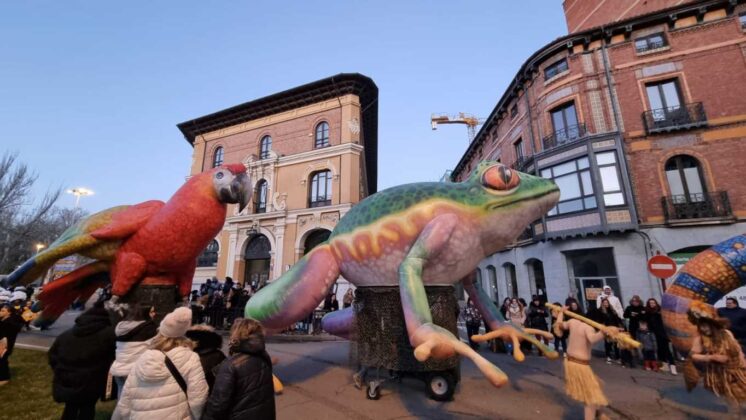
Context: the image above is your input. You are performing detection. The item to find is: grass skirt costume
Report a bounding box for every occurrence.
[563,356,608,406]
[700,332,746,402]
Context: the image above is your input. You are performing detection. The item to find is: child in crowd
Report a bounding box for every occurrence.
[638,321,658,371]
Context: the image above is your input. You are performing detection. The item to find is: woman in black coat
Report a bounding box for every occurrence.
[185,325,226,393]
[644,298,677,374]
[0,304,24,385]
[202,318,275,420]
[48,303,116,420]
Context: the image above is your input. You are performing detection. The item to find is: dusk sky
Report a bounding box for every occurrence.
[1,1,566,213]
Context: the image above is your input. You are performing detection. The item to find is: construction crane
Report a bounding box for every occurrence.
[431,112,486,143]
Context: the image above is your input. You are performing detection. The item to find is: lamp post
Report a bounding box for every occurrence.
[66,187,94,208]
[35,243,45,254]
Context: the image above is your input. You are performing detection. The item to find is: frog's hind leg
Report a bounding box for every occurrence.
[462,273,558,361]
[321,307,354,338]
[245,242,340,330]
[399,214,508,388]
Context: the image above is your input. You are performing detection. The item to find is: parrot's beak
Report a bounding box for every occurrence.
[231,172,253,212]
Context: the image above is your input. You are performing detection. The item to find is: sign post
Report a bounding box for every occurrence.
[647,254,677,291]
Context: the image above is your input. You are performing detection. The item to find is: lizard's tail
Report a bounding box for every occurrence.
[662,233,746,354]
[245,242,340,330]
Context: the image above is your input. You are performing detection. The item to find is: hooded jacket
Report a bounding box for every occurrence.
[112,346,208,420]
[48,306,116,403]
[201,333,275,420]
[109,320,158,377]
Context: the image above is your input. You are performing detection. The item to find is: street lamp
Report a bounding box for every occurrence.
[66,187,94,208]
[35,243,45,253]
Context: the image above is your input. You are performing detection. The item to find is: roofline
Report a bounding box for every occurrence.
[452,0,741,178]
[177,73,379,193]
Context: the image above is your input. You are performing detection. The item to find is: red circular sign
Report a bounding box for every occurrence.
[647,255,677,278]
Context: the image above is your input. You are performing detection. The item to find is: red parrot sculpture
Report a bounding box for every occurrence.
[6,164,251,326]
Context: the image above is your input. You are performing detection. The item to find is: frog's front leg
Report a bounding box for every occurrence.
[462,272,558,362]
[399,214,508,388]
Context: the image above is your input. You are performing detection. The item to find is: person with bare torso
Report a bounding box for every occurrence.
[554,306,617,420]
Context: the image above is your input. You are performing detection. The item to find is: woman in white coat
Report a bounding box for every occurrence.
[110,304,158,398]
[113,307,208,420]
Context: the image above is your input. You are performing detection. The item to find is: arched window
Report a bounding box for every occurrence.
[260,136,272,160]
[309,170,332,208]
[487,265,498,301]
[304,229,331,255]
[197,239,219,267]
[665,155,706,203]
[254,180,268,213]
[503,263,517,298]
[315,122,329,148]
[212,146,224,168]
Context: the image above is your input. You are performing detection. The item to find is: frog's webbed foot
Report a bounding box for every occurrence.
[472,324,559,362]
[412,323,508,387]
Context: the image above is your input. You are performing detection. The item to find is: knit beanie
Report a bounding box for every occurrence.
[159,307,192,338]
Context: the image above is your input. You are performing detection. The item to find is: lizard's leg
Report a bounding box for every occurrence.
[399,214,508,388]
[246,243,340,330]
[462,272,558,362]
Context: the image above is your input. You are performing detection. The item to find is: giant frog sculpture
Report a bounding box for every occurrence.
[245,161,561,387]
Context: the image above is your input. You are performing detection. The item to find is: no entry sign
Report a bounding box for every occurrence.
[647,255,677,278]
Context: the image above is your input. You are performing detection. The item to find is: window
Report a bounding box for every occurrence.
[315,122,329,148]
[514,139,524,160]
[740,13,746,29]
[646,79,682,121]
[254,180,268,213]
[595,151,625,206]
[510,104,518,119]
[260,136,272,159]
[197,240,219,267]
[544,58,568,80]
[541,156,596,215]
[550,102,580,141]
[635,32,667,53]
[309,170,332,208]
[665,155,706,203]
[212,147,224,168]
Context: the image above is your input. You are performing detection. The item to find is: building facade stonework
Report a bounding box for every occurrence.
[178,74,378,298]
[454,1,746,310]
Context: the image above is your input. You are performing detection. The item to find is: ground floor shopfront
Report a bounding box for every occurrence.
[476,222,746,311]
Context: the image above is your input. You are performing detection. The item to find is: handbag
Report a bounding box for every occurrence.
[164,353,196,420]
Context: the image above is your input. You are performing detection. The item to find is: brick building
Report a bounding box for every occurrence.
[452,0,746,310]
[178,73,378,297]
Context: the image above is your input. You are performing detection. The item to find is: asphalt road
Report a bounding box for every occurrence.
[15,311,733,419]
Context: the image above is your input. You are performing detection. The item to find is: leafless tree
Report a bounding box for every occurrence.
[0,152,77,274]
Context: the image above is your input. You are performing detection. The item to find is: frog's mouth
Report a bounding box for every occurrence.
[487,189,560,215]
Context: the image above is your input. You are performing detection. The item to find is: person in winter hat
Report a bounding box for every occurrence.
[202,318,275,420]
[113,307,207,420]
[185,324,226,393]
[48,302,116,420]
[0,304,24,385]
[110,304,158,398]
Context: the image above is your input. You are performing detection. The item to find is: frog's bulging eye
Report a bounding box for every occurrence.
[482,165,520,191]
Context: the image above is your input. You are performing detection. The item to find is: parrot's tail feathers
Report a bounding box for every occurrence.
[5,259,38,287]
[34,262,110,327]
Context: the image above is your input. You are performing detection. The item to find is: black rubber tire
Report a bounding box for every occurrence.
[366,383,381,400]
[426,371,455,401]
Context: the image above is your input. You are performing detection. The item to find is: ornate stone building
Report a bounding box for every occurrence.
[178,73,378,296]
[453,0,746,310]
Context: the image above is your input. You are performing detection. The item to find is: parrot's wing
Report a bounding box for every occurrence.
[90,200,164,240]
[6,200,164,286]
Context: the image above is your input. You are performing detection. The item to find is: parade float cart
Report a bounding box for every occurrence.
[354,286,460,401]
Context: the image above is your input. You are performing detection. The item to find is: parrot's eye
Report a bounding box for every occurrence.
[215,172,224,180]
[482,165,520,192]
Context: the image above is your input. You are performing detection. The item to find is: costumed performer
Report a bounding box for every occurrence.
[553,305,618,420]
[687,301,746,417]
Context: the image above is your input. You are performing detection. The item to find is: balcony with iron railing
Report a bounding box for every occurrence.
[542,123,587,151]
[510,155,534,173]
[661,191,733,223]
[642,102,707,135]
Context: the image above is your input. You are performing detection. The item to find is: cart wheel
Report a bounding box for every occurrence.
[366,382,381,400]
[426,371,455,401]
